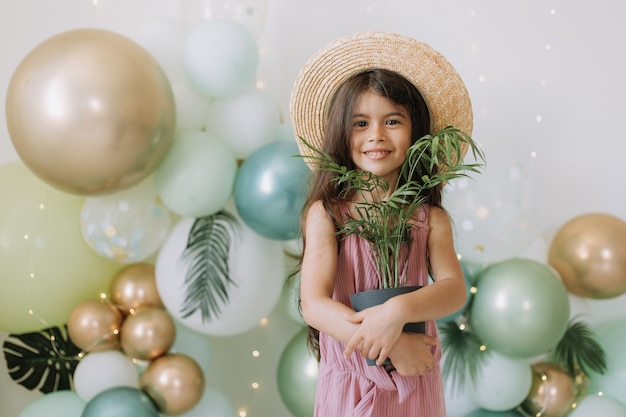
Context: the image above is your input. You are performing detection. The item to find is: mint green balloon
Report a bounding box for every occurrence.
[277,328,317,417]
[18,391,85,417]
[587,318,626,408]
[82,387,157,417]
[155,131,237,217]
[469,258,570,358]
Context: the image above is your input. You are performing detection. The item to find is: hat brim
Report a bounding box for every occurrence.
[289,31,473,168]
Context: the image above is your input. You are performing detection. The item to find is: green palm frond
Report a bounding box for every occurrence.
[439,321,488,394]
[298,126,485,289]
[2,325,81,393]
[548,318,607,377]
[180,210,240,323]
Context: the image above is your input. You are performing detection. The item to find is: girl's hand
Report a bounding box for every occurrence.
[342,303,404,365]
[388,332,438,377]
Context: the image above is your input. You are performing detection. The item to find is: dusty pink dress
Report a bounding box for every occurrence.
[314,204,445,417]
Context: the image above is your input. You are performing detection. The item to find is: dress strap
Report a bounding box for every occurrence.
[416,204,430,227]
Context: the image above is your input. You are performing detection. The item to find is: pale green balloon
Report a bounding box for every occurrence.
[469,258,570,358]
[18,390,85,417]
[0,161,122,333]
[277,328,317,417]
[155,131,237,218]
[587,318,626,408]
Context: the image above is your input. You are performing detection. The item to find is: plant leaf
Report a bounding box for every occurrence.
[439,321,488,394]
[180,210,240,323]
[548,318,607,377]
[2,325,81,393]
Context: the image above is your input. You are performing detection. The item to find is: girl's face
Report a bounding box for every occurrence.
[350,89,412,187]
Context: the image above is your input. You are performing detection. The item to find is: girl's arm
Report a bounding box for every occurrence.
[299,200,359,345]
[342,206,467,363]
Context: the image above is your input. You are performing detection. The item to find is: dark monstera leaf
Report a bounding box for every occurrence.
[180,210,240,323]
[3,325,81,393]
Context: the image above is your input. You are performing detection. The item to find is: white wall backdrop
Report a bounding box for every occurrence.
[2,1,626,416]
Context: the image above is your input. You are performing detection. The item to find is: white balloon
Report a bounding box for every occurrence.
[73,350,139,402]
[172,80,212,134]
[469,352,532,411]
[206,89,280,159]
[155,210,286,336]
[183,19,259,98]
[569,394,626,417]
[132,18,188,84]
[444,152,542,264]
[443,372,479,417]
[80,177,172,263]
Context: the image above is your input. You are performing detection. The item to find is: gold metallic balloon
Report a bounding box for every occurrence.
[548,213,626,299]
[521,362,577,417]
[67,299,124,352]
[140,353,205,415]
[5,28,175,196]
[120,307,175,360]
[110,263,163,315]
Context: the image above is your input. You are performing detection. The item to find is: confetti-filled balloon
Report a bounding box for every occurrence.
[5,28,175,195]
[80,178,171,263]
[444,153,541,264]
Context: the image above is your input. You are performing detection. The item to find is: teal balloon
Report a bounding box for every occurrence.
[437,260,481,324]
[469,258,570,358]
[18,391,85,417]
[82,386,158,417]
[465,409,525,417]
[587,318,626,408]
[234,140,310,240]
[277,328,317,417]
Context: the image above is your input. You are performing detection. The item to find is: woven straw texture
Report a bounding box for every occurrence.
[289,31,473,164]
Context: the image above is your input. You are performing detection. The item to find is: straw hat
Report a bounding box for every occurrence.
[289,31,473,167]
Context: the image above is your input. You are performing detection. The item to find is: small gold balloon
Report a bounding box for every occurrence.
[5,28,175,196]
[110,263,163,314]
[120,307,175,360]
[521,362,577,417]
[548,212,626,299]
[67,299,123,352]
[140,353,205,415]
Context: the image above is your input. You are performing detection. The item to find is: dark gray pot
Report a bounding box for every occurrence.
[349,285,425,366]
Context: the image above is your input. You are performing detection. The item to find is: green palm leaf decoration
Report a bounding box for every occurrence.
[439,320,488,394]
[2,325,81,393]
[180,210,240,323]
[548,318,607,378]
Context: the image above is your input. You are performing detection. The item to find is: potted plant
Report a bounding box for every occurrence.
[300,126,485,365]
